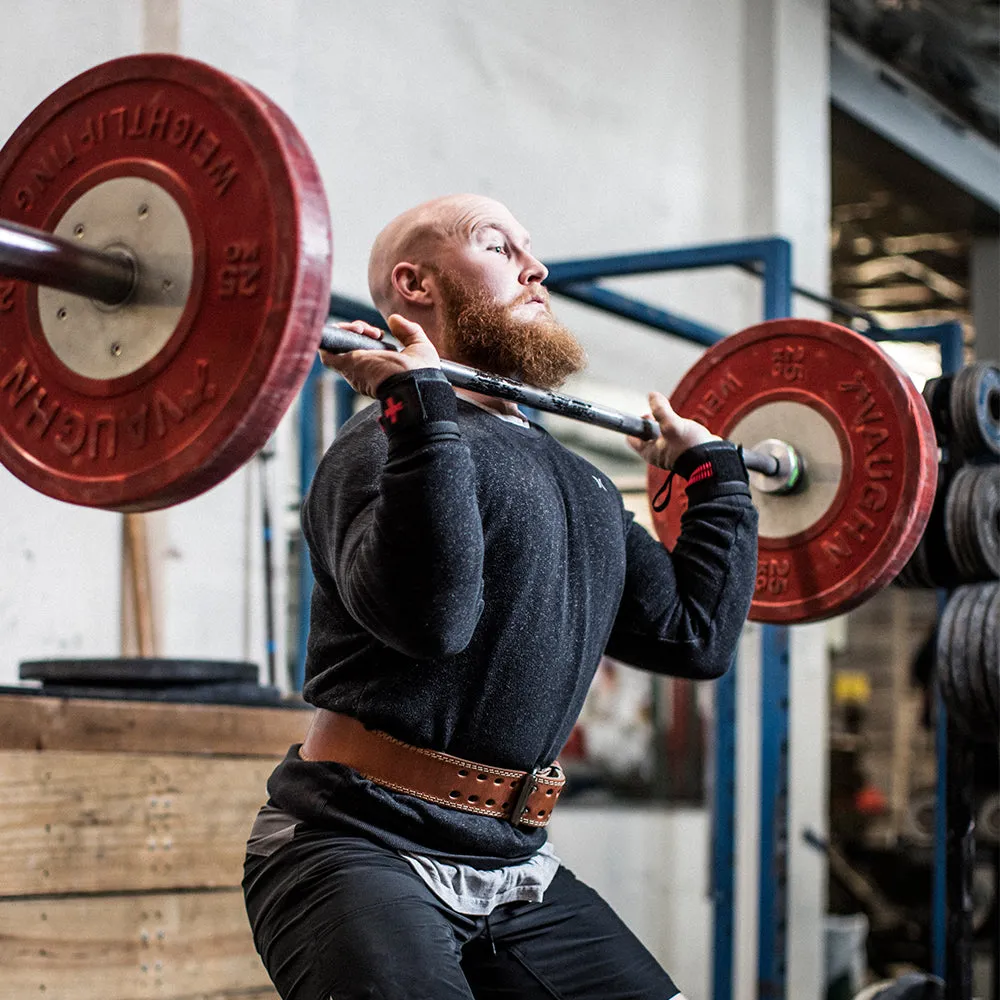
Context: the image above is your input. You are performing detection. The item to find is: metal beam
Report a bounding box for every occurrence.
[830,33,1000,213]
[546,282,725,346]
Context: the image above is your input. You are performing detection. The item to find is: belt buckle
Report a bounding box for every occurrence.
[510,767,541,828]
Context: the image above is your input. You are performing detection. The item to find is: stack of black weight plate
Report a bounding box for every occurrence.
[9,658,284,705]
[897,361,1000,588]
[936,584,1000,744]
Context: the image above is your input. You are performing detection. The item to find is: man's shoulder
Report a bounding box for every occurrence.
[311,402,384,488]
[336,399,381,438]
[324,401,383,456]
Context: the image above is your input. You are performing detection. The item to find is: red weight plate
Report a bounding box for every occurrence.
[0,55,331,511]
[647,319,938,624]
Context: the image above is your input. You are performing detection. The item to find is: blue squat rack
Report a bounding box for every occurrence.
[304,238,963,1000]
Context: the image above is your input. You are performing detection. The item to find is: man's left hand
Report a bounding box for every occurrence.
[627,391,720,470]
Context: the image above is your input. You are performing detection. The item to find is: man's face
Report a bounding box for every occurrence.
[431,198,550,319]
[427,198,587,389]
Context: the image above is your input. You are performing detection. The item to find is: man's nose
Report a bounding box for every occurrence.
[520,253,548,284]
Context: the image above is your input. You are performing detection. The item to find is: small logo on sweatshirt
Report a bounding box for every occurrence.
[592,475,607,491]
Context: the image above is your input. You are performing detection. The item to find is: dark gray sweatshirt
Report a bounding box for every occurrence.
[265,368,758,864]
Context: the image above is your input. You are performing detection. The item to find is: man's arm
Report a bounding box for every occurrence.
[305,319,485,659]
[605,440,758,679]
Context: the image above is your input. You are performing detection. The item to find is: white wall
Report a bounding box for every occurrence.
[0,2,832,997]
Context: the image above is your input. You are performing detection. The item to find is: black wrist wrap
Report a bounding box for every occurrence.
[376,370,460,449]
[673,441,751,503]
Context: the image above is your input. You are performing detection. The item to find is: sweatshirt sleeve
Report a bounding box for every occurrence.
[604,441,758,679]
[302,368,485,659]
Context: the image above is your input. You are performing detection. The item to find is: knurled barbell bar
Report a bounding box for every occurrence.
[0,212,806,488]
[0,215,803,484]
[0,214,806,485]
[0,54,939,625]
[316,325,803,486]
[0,202,811,489]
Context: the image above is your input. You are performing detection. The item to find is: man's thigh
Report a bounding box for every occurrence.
[244,831,479,1000]
[462,866,684,1000]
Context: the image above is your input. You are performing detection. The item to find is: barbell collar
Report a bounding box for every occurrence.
[747,438,804,494]
[0,217,136,305]
[320,323,786,480]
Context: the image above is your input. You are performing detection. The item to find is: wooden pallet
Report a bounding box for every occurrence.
[0,693,312,1000]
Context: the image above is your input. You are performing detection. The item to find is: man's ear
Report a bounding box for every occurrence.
[391,262,435,306]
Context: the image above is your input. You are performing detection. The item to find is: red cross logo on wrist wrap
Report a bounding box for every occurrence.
[383,397,404,424]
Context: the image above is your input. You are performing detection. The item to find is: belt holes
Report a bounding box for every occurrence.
[545,789,554,796]
[468,795,479,803]
[449,790,460,799]
[486,798,495,806]
[502,800,510,808]
[493,777,504,785]
[476,773,488,781]
[458,769,469,777]
[537,810,546,818]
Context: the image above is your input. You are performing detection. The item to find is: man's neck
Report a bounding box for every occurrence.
[435,341,524,420]
[455,387,529,424]
[453,387,518,416]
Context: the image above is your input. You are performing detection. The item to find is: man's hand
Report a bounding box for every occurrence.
[627,391,720,470]
[319,315,442,398]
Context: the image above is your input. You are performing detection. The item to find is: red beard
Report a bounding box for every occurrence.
[434,272,587,391]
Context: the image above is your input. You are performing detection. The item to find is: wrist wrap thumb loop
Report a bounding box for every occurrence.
[650,470,676,513]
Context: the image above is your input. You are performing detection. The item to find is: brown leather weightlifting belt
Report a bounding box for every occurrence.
[300,709,565,828]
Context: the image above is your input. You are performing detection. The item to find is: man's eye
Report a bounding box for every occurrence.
[487,244,509,255]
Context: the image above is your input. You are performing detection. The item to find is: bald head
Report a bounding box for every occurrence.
[366,195,581,386]
[367,194,521,318]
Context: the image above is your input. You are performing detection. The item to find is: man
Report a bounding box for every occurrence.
[243,194,758,1000]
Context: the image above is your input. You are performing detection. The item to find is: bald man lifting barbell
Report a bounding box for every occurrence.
[240,193,756,1000]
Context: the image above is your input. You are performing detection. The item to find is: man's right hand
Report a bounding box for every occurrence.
[319,314,442,398]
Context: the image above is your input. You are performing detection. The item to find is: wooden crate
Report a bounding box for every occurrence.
[0,694,313,1000]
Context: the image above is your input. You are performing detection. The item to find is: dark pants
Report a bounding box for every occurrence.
[243,826,683,1000]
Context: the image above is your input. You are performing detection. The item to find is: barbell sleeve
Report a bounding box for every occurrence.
[319,324,785,479]
[0,218,136,305]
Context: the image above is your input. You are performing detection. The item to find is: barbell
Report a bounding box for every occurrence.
[0,54,940,625]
